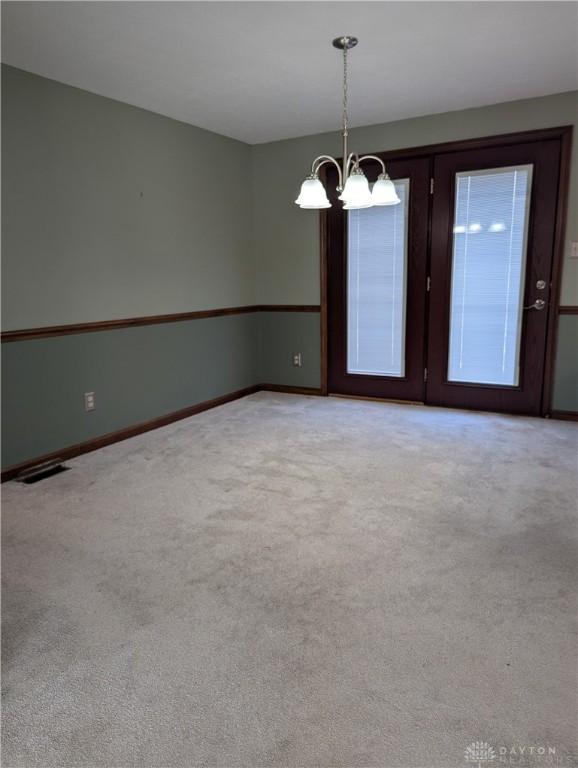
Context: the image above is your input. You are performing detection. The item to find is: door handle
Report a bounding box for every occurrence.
[524,298,547,311]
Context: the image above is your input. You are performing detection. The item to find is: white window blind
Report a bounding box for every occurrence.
[347,179,409,377]
[448,165,533,386]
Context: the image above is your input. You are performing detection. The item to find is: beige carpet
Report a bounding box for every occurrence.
[2,392,577,768]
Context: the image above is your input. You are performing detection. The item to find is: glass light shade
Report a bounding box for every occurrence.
[372,174,401,206]
[339,171,373,209]
[343,200,373,210]
[295,177,331,209]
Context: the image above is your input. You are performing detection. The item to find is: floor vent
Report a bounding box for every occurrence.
[17,461,70,484]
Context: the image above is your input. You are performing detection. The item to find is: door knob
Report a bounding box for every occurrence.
[524,298,546,311]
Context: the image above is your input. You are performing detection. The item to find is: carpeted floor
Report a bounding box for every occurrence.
[2,392,577,768]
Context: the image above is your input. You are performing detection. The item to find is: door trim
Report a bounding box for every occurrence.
[320,125,573,416]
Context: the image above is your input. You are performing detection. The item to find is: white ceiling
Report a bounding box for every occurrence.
[2,1,577,144]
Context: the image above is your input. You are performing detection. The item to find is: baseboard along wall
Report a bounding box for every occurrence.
[0,384,323,482]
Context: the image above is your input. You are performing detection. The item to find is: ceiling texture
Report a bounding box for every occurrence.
[2,1,577,144]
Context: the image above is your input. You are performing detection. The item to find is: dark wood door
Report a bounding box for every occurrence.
[327,157,430,400]
[426,140,561,415]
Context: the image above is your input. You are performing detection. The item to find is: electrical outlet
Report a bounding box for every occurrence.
[570,241,578,259]
[84,392,95,412]
[292,352,303,368]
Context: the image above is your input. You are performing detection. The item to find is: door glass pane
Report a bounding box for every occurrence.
[347,179,409,377]
[448,165,533,386]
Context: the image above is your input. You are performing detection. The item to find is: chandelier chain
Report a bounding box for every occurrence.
[342,42,348,137]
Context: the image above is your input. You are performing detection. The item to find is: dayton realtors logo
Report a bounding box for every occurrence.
[465,742,497,768]
[464,742,567,767]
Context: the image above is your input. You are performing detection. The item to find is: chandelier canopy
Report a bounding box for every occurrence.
[295,36,400,211]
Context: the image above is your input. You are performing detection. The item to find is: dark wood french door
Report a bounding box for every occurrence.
[327,157,430,401]
[427,140,561,415]
[326,131,567,416]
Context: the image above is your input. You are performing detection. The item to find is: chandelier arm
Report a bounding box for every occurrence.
[345,153,357,177]
[311,155,343,190]
[357,155,387,176]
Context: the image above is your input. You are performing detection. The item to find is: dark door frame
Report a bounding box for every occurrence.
[319,125,573,417]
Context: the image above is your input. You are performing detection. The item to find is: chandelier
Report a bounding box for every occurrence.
[295,36,400,210]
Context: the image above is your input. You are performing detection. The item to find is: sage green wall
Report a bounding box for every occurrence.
[1,65,258,471]
[251,92,578,406]
[258,312,321,389]
[2,314,259,469]
[552,316,578,412]
[1,65,254,330]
